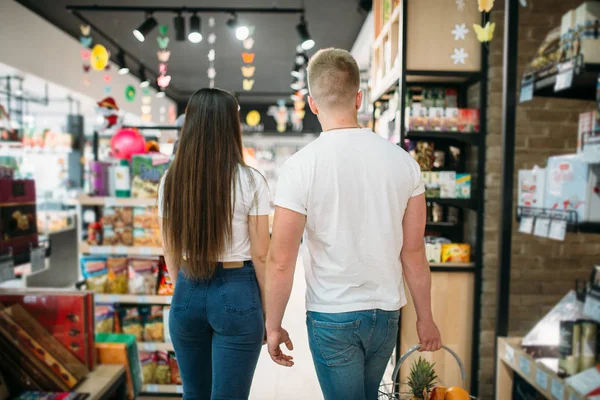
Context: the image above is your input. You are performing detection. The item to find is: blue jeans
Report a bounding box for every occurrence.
[307,309,400,400]
[169,261,264,400]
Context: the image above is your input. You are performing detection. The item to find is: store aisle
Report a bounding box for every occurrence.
[249,253,324,400]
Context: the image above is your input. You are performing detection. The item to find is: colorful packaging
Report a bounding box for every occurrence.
[122,308,143,341]
[409,141,435,171]
[103,207,133,228]
[170,353,181,385]
[128,258,159,295]
[133,206,159,230]
[95,333,142,399]
[458,109,480,133]
[95,305,114,334]
[102,227,133,246]
[80,256,108,293]
[139,351,157,384]
[155,351,171,384]
[131,154,170,198]
[441,243,471,263]
[440,171,457,199]
[157,258,174,296]
[518,167,546,207]
[163,306,171,344]
[143,306,164,342]
[133,228,162,247]
[106,257,129,294]
[456,173,472,199]
[408,105,428,131]
[428,107,444,131]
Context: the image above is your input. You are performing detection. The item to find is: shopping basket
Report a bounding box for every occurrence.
[378,344,471,399]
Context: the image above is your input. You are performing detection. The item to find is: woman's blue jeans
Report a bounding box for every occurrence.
[169,261,264,400]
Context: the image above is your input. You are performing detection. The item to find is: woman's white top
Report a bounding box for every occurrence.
[157,166,271,262]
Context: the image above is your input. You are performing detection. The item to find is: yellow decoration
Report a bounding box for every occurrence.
[478,0,494,12]
[473,22,495,42]
[90,44,109,71]
[241,65,256,78]
[243,79,255,91]
[246,110,261,126]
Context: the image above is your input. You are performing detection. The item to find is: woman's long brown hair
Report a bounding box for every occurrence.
[162,88,245,279]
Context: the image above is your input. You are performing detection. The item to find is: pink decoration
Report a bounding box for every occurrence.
[157,75,171,88]
[103,74,112,83]
[110,128,147,161]
[81,49,91,60]
[157,50,171,62]
[159,63,168,74]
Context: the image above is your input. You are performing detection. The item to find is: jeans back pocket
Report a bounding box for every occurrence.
[218,273,259,315]
[308,316,361,367]
[171,273,198,311]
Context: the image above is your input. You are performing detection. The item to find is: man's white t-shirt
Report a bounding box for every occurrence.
[158,165,271,262]
[274,128,424,313]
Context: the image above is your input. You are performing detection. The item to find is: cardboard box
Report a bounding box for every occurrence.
[103,227,133,246]
[456,173,472,199]
[458,109,480,133]
[440,171,457,199]
[518,168,546,207]
[441,243,471,263]
[131,154,170,199]
[575,2,600,63]
[561,9,576,38]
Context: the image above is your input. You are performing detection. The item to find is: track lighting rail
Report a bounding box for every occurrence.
[66,5,305,15]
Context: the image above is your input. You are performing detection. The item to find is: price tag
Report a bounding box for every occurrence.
[104,197,117,207]
[176,386,184,394]
[533,217,551,238]
[30,247,46,273]
[139,247,153,256]
[536,369,549,389]
[0,255,15,284]
[145,384,158,393]
[520,81,534,103]
[519,216,535,234]
[88,246,105,254]
[106,295,119,303]
[144,343,157,351]
[555,68,574,92]
[139,296,150,303]
[548,219,568,241]
[114,246,128,255]
[519,355,531,376]
[551,379,565,400]
[505,343,515,363]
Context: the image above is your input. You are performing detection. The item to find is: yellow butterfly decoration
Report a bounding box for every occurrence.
[473,21,495,42]
[478,0,494,12]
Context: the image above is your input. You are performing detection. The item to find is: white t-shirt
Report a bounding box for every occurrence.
[274,128,425,313]
[158,165,271,262]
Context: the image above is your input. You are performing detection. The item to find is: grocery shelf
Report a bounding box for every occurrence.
[525,58,600,101]
[80,242,163,256]
[406,70,482,85]
[137,342,174,351]
[426,197,477,210]
[75,194,157,207]
[430,262,474,267]
[405,130,480,145]
[141,384,183,394]
[95,294,172,304]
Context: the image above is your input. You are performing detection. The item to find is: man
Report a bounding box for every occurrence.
[264,48,442,400]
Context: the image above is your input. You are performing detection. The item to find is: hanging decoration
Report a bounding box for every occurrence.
[103,74,112,83]
[207,17,217,88]
[96,97,121,130]
[91,44,109,71]
[81,49,91,60]
[79,25,93,85]
[157,75,172,88]
[159,25,169,36]
[240,26,256,91]
[268,100,289,133]
[243,38,255,50]
[451,48,469,64]
[456,0,465,11]
[241,65,256,78]
[452,24,469,41]
[157,51,171,62]
[156,25,171,94]
[125,85,136,102]
[80,36,93,48]
[473,21,496,42]
[157,36,170,49]
[141,87,152,122]
[80,24,91,36]
[246,110,261,127]
[477,0,494,12]
[241,52,256,64]
[243,79,255,91]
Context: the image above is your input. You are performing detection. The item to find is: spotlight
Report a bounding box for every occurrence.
[226,13,249,41]
[296,15,315,50]
[174,13,186,42]
[133,14,158,42]
[117,51,129,75]
[188,14,202,43]
[139,66,150,88]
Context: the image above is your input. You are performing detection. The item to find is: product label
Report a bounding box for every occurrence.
[536,369,549,389]
[505,344,515,363]
[555,62,574,92]
[534,218,551,237]
[145,384,158,393]
[520,80,534,103]
[551,379,564,400]
[89,246,108,255]
[114,246,128,255]
[583,290,600,323]
[519,217,535,234]
[520,355,531,376]
[549,219,567,241]
[139,247,153,256]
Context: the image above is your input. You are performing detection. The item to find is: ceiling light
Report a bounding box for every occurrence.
[291,64,302,78]
[236,26,250,41]
[133,14,158,42]
[117,51,129,75]
[174,13,186,42]
[139,66,150,87]
[296,15,315,51]
[291,81,304,91]
[299,88,309,95]
[188,14,202,43]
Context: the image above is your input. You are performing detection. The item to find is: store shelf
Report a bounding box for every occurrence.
[430,262,474,267]
[95,294,172,304]
[405,130,480,145]
[80,242,163,256]
[76,194,157,207]
[426,197,477,210]
[497,337,587,400]
[406,70,482,84]
[137,342,174,351]
[516,206,600,235]
[141,384,183,394]
[371,65,401,103]
[526,58,600,101]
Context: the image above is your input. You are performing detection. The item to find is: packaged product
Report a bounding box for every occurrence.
[122,308,143,341]
[131,154,170,198]
[559,320,581,377]
[107,257,129,294]
[133,228,162,247]
[441,243,471,263]
[456,174,472,199]
[428,107,444,131]
[440,171,457,199]
[157,258,174,296]
[170,353,181,384]
[163,306,171,344]
[95,305,115,334]
[579,320,598,371]
[425,243,442,264]
[143,306,165,342]
[444,108,459,132]
[155,351,171,384]
[103,227,133,246]
[140,351,157,384]
[518,167,546,208]
[103,207,133,228]
[81,256,108,293]
[458,109,480,133]
[409,141,435,171]
[408,105,428,131]
[128,257,159,295]
[133,206,159,230]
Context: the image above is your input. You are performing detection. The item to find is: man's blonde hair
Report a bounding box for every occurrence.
[307,48,360,110]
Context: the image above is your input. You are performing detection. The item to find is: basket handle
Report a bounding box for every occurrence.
[390,344,467,389]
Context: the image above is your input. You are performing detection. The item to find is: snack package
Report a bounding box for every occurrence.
[133,228,162,247]
[428,107,444,131]
[103,227,133,246]
[122,308,144,341]
[107,257,129,294]
[128,257,159,295]
[157,258,174,296]
[103,207,133,228]
[95,305,115,334]
[444,108,459,132]
[441,243,471,263]
[81,256,108,293]
[131,154,170,198]
[410,141,435,171]
[143,306,165,342]
[170,353,181,385]
[140,351,157,384]
[456,174,472,199]
[133,206,159,230]
[155,351,171,384]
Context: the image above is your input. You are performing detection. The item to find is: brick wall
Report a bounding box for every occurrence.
[480,1,599,398]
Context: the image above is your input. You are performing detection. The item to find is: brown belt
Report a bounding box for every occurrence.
[222,261,244,269]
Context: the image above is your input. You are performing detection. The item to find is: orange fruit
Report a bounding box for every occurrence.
[430,386,448,400]
[445,386,470,400]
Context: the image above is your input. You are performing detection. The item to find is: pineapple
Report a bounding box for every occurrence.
[407,357,438,400]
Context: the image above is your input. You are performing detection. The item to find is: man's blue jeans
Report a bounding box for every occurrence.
[169,261,264,400]
[306,309,400,400]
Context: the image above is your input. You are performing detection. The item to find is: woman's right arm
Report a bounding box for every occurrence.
[159,216,179,287]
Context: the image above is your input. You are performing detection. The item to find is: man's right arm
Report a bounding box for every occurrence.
[401,193,442,352]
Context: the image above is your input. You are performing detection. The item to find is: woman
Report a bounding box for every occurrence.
[158,88,271,399]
